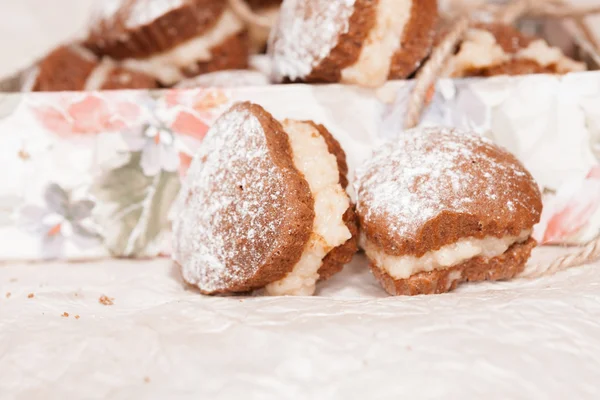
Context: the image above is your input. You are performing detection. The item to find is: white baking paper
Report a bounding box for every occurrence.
[1,247,600,399]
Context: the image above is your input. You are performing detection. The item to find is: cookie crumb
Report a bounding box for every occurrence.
[62,312,69,318]
[5,292,10,299]
[27,293,34,299]
[99,295,114,306]
[144,377,151,383]
[75,315,80,320]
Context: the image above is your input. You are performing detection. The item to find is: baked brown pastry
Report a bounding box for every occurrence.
[447,23,586,77]
[268,0,438,86]
[388,0,438,79]
[356,127,543,296]
[85,0,249,86]
[173,102,358,295]
[23,44,158,92]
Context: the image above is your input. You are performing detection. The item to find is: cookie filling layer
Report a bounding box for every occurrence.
[364,230,531,280]
[516,39,586,73]
[340,0,413,87]
[449,28,585,77]
[265,120,352,296]
[123,9,244,85]
[84,59,115,91]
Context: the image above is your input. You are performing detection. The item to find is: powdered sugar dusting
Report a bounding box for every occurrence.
[126,0,186,28]
[356,127,540,241]
[173,105,287,293]
[268,0,356,82]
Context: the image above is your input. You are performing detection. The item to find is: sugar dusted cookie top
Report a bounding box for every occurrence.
[268,0,365,82]
[173,102,314,294]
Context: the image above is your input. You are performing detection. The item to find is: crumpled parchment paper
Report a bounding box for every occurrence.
[1,247,599,399]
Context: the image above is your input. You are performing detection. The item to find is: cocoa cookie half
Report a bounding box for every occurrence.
[388,0,438,80]
[173,102,358,295]
[268,0,437,87]
[356,127,543,296]
[85,0,249,86]
[23,44,158,92]
[447,23,586,78]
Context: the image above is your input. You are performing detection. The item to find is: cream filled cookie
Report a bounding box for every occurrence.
[447,23,586,78]
[23,44,158,92]
[268,0,438,86]
[356,127,542,296]
[85,0,249,86]
[173,102,358,295]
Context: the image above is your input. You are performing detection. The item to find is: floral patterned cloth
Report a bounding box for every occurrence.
[0,73,599,261]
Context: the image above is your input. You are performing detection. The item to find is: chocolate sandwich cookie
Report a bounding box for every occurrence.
[268,0,438,86]
[356,127,542,296]
[85,0,249,86]
[447,23,586,78]
[23,45,158,92]
[173,102,358,295]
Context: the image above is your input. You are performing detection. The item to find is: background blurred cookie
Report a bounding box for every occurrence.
[268,0,438,87]
[84,0,249,86]
[446,23,586,77]
[23,44,158,91]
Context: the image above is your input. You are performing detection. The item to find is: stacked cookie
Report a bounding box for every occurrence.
[445,23,586,78]
[22,45,158,92]
[268,0,439,86]
[173,102,358,296]
[355,127,542,295]
[85,0,249,86]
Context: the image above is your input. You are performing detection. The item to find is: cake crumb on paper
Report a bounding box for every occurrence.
[144,377,151,383]
[27,293,34,299]
[99,295,114,306]
[75,315,80,320]
[5,292,10,299]
[62,312,69,318]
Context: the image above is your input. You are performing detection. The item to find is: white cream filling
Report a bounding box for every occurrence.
[265,120,352,296]
[69,44,98,63]
[448,29,510,77]
[516,39,586,73]
[340,0,413,87]
[449,28,585,77]
[123,9,244,85]
[84,59,116,91]
[364,230,531,280]
[20,66,40,92]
